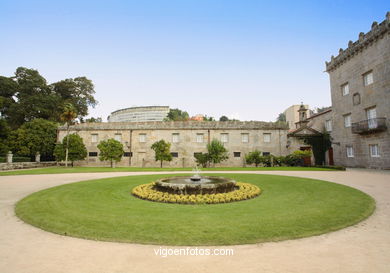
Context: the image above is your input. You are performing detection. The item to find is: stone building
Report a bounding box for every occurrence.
[107,106,170,122]
[288,104,333,165]
[283,104,310,131]
[57,121,298,167]
[325,12,390,169]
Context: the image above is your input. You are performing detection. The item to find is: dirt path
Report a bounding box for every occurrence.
[0,170,389,273]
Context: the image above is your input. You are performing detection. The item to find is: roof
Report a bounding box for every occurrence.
[58,120,289,131]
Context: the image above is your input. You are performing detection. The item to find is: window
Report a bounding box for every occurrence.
[221,133,229,143]
[196,133,204,143]
[241,133,249,143]
[233,152,241,158]
[194,152,202,157]
[172,133,180,143]
[139,133,146,143]
[344,114,351,128]
[341,83,349,96]
[114,134,122,142]
[366,107,377,129]
[325,120,332,132]
[346,146,354,158]
[369,144,380,157]
[91,134,98,143]
[263,133,271,143]
[171,152,178,158]
[124,152,132,157]
[363,71,373,86]
[89,152,98,157]
[263,152,270,156]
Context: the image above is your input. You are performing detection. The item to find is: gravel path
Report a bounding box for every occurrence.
[0,169,389,273]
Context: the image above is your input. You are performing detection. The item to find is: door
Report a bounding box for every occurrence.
[328,148,334,166]
[366,107,377,129]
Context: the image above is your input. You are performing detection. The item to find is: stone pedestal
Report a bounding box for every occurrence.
[35,152,41,163]
[6,151,13,163]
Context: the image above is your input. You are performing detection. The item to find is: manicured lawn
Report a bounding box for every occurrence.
[0,166,341,176]
[15,174,374,245]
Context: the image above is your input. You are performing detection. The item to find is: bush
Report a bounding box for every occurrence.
[132,182,261,204]
[0,156,31,163]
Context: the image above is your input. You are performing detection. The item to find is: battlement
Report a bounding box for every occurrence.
[326,12,390,72]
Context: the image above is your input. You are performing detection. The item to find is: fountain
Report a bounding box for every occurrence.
[154,167,237,195]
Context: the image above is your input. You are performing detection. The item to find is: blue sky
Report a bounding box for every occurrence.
[1,0,389,121]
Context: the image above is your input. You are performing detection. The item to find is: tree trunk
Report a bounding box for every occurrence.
[111,160,113,168]
[65,123,70,167]
[160,160,163,168]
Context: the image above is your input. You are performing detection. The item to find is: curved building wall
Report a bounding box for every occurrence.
[108,106,170,122]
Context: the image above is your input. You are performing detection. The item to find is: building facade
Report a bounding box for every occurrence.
[326,12,390,169]
[107,106,170,122]
[58,121,299,167]
[283,104,310,130]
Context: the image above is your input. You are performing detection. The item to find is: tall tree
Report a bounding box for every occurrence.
[51,77,97,118]
[60,103,77,167]
[207,139,229,166]
[97,139,124,168]
[54,134,87,167]
[151,140,173,168]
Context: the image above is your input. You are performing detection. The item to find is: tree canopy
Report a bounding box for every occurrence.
[7,118,58,160]
[54,134,87,166]
[97,139,124,168]
[276,113,286,122]
[165,108,189,121]
[0,67,97,128]
[151,139,173,168]
[245,150,262,167]
[207,139,229,166]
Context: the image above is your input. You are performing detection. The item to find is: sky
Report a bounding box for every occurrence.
[1,0,389,121]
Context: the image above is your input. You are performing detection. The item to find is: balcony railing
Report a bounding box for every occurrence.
[351,118,387,134]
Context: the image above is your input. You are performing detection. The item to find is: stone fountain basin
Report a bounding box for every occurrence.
[154,176,237,195]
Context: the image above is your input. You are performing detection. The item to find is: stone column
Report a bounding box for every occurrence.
[6,151,13,163]
[35,152,41,163]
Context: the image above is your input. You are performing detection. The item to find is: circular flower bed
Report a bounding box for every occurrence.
[132,182,261,204]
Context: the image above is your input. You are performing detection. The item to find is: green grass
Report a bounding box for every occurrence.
[0,166,340,176]
[15,173,374,246]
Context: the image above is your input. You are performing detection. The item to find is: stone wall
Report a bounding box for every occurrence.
[326,13,390,169]
[58,121,299,167]
[0,162,58,171]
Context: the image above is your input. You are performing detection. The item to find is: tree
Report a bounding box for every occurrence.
[277,113,286,122]
[7,119,58,160]
[60,103,78,167]
[194,153,210,168]
[0,67,98,128]
[203,115,215,121]
[54,134,87,167]
[51,77,97,118]
[207,139,229,166]
[151,140,173,168]
[97,139,124,168]
[0,119,11,154]
[165,108,189,121]
[219,116,229,121]
[245,150,262,167]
